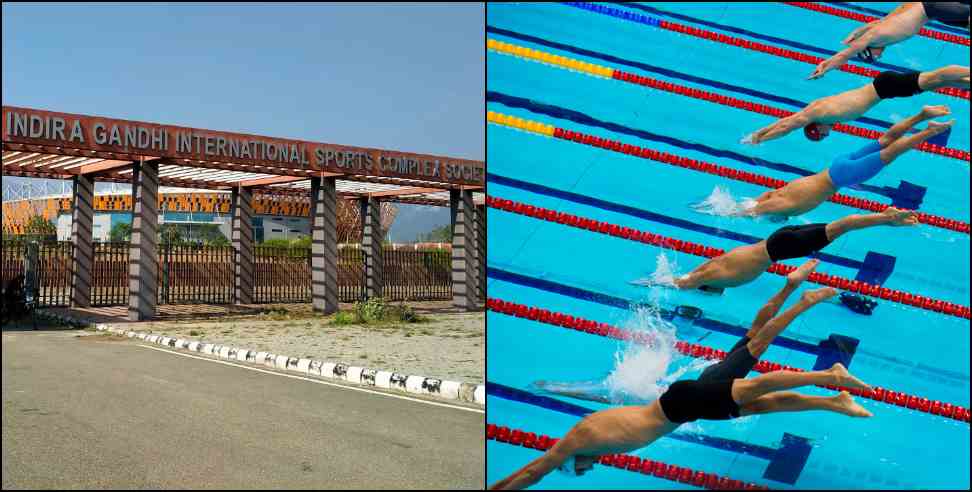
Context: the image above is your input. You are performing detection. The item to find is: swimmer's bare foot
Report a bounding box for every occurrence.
[787,259,820,287]
[800,287,838,305]
[926,119,955,134]
[828,363,871,391]
[921,105,950,119]
[832,391,873,417]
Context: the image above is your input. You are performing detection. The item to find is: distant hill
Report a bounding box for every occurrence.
[385,204,451,243]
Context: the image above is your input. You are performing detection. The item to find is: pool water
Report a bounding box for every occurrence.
[486,2,970,490]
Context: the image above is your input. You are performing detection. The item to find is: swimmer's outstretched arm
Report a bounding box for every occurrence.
[489,447,571,490]
[811,4,930,80]
[809,46,861,80]
[531,380,644,405]
[745,195,791,218]
[744,112,812,145]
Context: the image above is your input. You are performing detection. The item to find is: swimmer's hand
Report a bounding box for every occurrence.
[808,62,830,80]
[882,207,919,226]
[740,133,758,145]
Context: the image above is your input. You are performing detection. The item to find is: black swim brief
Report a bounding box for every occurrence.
[698,336,758,382]
[765,223,832,262]
[872,71,924,100]
[922,2,970,27]
[658,379,740,424]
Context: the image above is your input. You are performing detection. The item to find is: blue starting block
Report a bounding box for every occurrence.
[763,432,813,484]
[890,180,927,210]
[857,251,896,286]
[838,252,896,315]
[926,126,951,148]
[813,334,860,371]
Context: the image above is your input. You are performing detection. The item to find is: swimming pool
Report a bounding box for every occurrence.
[486,2,970,490]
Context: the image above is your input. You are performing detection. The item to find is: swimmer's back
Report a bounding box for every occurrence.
[769,173,836,217]
[569,402,677,456]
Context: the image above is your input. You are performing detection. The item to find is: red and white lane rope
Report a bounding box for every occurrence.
[487,297,972,423]
[486,195,972,320]
[784,2,971,47]
[489,111,970,234]
[488,39,971,162]
[488,422,770,490]
[655,16,969,99]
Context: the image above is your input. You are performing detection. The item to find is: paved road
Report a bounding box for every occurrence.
[2,330,484,489]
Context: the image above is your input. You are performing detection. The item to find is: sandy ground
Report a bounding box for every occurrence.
[99,304,484,384]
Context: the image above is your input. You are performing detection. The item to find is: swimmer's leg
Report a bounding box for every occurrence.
[879,119,954,164]
[823,207,917,242]
[918,65,971,91]
[738,390,872,418]
[731,362,870,406]
[746,259,819,338]
[746,287,837,358]
[877,107,934,147]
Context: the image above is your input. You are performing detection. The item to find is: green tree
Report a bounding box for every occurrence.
[418,224,451,242]
[260,238,292,248]
[190,223,229,246]
[291,235,311,249]
[159,224,185,245]
[109,222,132,242]
[208,234,230,247]
[24,216,57,239]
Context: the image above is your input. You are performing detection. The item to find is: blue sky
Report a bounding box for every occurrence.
[2,2,484,241]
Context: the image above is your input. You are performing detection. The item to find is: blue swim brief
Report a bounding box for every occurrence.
[828,141,884,189]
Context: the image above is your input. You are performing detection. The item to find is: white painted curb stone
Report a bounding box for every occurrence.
[346,366,363,384]
[95,323,484,406]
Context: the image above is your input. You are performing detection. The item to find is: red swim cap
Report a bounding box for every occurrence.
[804,124,824,141]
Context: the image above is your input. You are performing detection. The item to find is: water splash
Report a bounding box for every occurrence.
[690,186,754,217]
[604,306,677,402]
[604,304,714,404]
[651,251,680,287]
